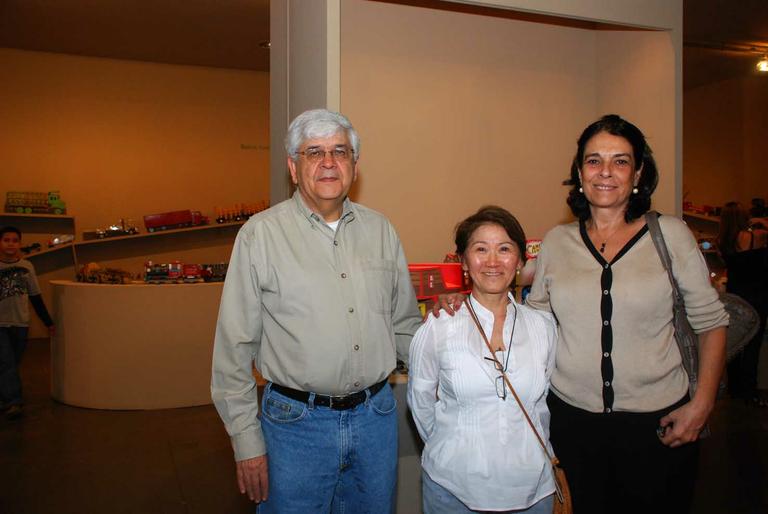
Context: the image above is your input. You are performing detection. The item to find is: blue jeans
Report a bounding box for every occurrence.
[422,471,554,514]
[0,326,28,407]
[258,382,398,514]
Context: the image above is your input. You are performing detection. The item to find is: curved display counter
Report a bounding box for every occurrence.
[51,280,222,409]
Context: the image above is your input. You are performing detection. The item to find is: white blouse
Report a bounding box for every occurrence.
[407,293,558,511]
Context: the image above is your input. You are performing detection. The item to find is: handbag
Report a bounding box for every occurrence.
[464,298,572,514]
[645,212,701,397]
[647,214,759,364]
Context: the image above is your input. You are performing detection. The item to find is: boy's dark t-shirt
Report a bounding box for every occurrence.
[0,259,43,327]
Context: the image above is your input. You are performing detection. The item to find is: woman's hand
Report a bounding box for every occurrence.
[658,399,712,448]
[659,326,726,448]
[430,293,467,317]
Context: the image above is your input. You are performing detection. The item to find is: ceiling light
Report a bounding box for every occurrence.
[757,55,768,72]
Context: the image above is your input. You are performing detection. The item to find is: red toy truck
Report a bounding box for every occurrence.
[143,210,209,232]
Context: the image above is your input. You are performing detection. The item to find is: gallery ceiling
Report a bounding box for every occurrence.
[684,0,768,89]
[0,0,270,71]
[1,0,766,88]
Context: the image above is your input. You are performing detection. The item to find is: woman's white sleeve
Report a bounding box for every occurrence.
[407,315,441,442]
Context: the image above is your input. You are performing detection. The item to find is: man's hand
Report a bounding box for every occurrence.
[430,293,466,317]
[236,455,269,503]
[658,400,711,448]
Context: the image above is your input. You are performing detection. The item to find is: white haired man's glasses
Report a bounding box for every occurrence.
[297,146,354,163]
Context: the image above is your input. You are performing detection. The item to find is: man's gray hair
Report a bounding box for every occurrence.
[284,109,360,162]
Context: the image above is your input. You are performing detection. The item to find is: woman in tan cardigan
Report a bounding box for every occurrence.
[524,115,727,513]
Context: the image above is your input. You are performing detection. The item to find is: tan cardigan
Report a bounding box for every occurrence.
[527,214,728,413]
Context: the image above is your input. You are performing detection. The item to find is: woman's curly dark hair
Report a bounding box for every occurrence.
[565,114,659,222]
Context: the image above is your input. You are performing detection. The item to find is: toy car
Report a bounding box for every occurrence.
[48,234,75,248]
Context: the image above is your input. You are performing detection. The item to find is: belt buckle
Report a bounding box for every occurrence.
[329,392,357,410]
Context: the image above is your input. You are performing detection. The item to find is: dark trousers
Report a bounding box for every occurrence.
[0,326,29,407]
[547,392,699,514]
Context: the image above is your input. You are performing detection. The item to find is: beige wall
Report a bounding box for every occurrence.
[684,76,768,207]
[595,30,678,215]
[1,48,270,234]
[339,0,677,261]
[1,48,270,336]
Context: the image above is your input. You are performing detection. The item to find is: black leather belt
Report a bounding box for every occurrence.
[270,379,387,410]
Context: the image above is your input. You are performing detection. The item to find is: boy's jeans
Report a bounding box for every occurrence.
[0,326,28,407]
[258,381,398,514]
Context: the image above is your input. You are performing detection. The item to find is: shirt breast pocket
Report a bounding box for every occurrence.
[361,258,397,315]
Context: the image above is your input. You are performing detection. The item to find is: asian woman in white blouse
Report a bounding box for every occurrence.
[408,206,558,513]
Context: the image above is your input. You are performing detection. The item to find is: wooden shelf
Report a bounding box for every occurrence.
[23,243,75,259]
[74,221,245,247]
[1,212,74,221]
[683,211,720,224]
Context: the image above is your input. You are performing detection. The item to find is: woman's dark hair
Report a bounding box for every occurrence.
[566,114,659,222]
[455,205,527,263]
[718,201,749,256]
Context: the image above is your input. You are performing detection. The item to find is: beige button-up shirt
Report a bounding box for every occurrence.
[211,192,422,461]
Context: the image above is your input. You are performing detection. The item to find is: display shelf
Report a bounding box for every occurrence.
[24,243,75,259]
[1,212,75,221]
[682,211,720,223]
[683,211,720,238]
[74,221,245,247]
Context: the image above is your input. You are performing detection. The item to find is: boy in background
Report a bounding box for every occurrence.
[0,226,54,420]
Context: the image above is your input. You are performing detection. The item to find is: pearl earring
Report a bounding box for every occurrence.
[578,187,583,193]
[632,187,639,194]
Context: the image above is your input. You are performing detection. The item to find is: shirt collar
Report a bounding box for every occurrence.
[291,190,355,225]
[468,291,518,322]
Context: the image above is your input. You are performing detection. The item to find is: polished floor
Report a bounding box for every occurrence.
[1,339,767,514]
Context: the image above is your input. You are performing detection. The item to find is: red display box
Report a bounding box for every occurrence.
[408,263,467,300]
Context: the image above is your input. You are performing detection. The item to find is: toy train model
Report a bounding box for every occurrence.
[144,261,227,284]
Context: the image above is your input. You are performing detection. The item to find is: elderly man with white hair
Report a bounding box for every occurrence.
[211,109,421,513]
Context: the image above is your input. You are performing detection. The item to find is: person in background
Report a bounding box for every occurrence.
[408,206,557,513]
[0,226,55,420]
[211,109,422,513]
[718,201,768,407]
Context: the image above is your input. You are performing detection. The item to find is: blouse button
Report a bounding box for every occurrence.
[354,381,360,388]
[341,273,347,279]
[334,240,339,246]
[604,381,611,387]
[603,290,609,295]
[354,344,360,351]
[605,407,612,413]
[348,307,354,313]
[603,320,609,326]
[604,263,610,269]
[603,352,610,358]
